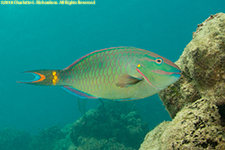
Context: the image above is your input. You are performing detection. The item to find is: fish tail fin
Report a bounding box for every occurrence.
[17,69,62,86]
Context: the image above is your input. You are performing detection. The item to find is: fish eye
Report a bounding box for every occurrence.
[155,58,163,65]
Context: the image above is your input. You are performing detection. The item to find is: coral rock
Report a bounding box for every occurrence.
[158,13,225,118]
[139,99,225,150]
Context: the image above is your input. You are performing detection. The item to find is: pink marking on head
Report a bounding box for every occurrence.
[164,59,180,70]
[147,53,180,70]
[136,68,159,90]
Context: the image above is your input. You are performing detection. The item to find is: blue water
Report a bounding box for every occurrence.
[0,0,224,136]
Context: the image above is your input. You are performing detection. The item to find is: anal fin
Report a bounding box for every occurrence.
[62,86,98,99]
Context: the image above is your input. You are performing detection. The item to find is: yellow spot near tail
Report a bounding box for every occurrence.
[137,64,141,67]
[52,71,58,85]
[52,71,56,76]
[54,76,58,80]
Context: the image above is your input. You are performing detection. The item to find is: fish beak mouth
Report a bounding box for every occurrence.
[171,70,182,78]
[17,71,46,84]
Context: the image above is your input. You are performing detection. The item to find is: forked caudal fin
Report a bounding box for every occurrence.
[17,70,61,86]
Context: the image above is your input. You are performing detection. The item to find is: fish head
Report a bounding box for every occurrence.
[136,53,181,90]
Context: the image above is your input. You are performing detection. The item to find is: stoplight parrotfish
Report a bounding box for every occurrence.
[18,47,181,101]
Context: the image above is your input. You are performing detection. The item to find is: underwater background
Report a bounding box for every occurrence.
[0,0,224,149]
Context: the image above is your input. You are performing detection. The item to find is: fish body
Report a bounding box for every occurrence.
[18,47,181,101]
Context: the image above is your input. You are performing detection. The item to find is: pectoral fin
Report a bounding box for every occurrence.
[116,74,143,88]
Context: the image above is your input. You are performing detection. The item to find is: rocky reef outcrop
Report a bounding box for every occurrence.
[140,13,225,150]
[159,12,225,119]
[140,99,225,150]
[70,101,149,150]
